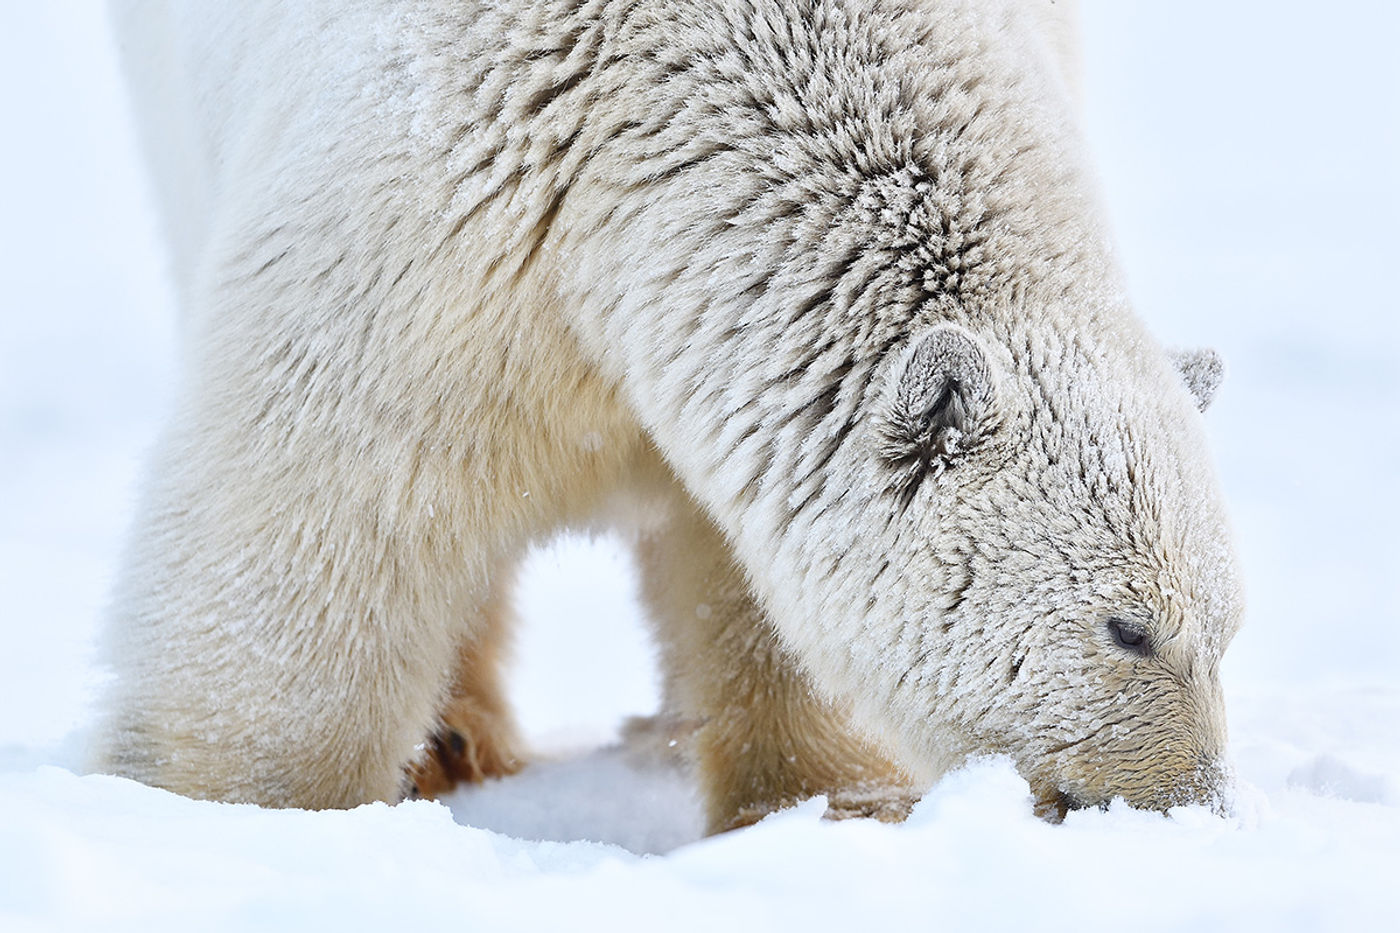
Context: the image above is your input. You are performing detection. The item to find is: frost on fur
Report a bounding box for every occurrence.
[98,0,1244,831]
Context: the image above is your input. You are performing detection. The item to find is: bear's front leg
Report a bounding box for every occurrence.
[92,311,500,809]
[635,476,919,834]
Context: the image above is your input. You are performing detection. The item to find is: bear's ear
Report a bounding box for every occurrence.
[878,325,998,504]
[1167,347,1224,412]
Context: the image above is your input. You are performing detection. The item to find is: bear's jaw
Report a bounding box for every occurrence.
[1024,743,1234,821]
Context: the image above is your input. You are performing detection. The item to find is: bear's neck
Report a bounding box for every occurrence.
[504,0,1139,766]
[552,0,1124,491]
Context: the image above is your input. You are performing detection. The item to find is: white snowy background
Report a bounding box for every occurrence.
[2,2,1397,930]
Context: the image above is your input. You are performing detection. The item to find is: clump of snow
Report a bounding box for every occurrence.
[444,744,705,855]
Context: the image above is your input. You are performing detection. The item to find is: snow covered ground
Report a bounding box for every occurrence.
[2,2,1397,930]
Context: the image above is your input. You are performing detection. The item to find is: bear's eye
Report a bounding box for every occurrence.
[1107,618,1153,658]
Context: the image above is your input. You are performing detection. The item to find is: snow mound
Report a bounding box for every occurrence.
[4,755,1399,932]
[1286,754,1398,806]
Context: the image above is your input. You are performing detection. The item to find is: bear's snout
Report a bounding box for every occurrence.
[1039,749,1232,820]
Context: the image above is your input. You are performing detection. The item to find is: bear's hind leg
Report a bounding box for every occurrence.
[406,565,524,799]
[635,479,920,834]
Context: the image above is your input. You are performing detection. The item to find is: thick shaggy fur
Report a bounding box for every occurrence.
[100,0,1243,831]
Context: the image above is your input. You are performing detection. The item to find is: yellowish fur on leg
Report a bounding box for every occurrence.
[636,473,918,835]
[407,574,525,799]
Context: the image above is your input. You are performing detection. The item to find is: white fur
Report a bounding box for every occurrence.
[99,0,1242,819]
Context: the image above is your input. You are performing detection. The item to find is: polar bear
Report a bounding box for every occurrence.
[98,0,1243,832]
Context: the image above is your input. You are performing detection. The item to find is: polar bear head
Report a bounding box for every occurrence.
[855,321,1243,815]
